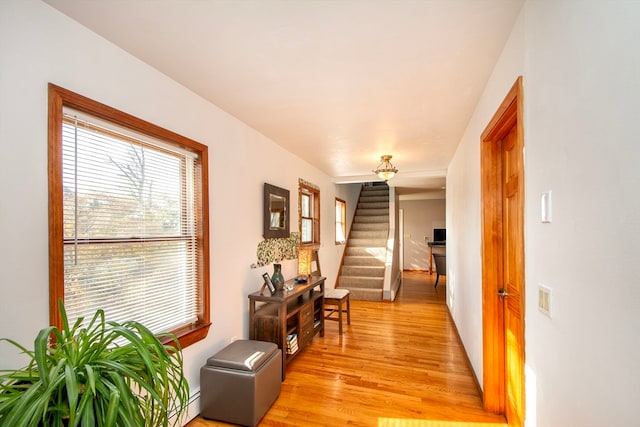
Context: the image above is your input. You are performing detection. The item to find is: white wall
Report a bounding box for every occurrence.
[384,187,403,300]
[448,2,640,426]
[523,2,640,426]
[0,0,360,417]
[399,198,446,270]
[323,183,362,289]
[447,1,525,387]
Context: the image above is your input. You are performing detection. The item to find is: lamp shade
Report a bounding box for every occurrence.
[298,247,312,277]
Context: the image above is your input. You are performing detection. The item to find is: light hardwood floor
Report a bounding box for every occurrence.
[188,271,506,427]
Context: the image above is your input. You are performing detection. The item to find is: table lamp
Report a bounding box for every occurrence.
[297,247,312,282]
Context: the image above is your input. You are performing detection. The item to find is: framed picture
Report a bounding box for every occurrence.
[262,272,277,295]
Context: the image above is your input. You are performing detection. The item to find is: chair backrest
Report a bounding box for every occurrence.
[311,249,321,276]
[433,253,446,275]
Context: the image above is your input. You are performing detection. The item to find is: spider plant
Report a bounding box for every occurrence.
[0,301,189,426]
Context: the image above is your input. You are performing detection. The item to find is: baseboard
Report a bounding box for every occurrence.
[384,272,402,301]
[172,389,200,426]
[445,306,483,400]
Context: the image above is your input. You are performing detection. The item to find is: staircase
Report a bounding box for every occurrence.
[338,184,389,301]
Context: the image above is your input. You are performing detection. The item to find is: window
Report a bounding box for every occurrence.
[48,84,210,348]
[300,192,312,243]
[299,182,320,246]
[335,198,346,244]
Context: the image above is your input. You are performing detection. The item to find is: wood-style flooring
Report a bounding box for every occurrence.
[188,271,506,427]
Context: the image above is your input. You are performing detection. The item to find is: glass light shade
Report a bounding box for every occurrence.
[377,170,396,181]
[298,247,312,277]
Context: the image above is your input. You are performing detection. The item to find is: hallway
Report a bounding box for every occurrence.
[189,272,506,426]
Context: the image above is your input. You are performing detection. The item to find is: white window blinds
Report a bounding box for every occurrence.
[62,109,201,334]
[301,192,313,243]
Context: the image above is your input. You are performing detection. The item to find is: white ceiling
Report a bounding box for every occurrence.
[44,0,523,196]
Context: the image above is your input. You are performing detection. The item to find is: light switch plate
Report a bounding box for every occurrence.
[538,284,552,318]
[541,191,552,223]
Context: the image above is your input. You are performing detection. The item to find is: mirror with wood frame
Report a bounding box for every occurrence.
[263,183,290,239]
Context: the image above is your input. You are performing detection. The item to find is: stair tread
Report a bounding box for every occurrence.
[342,265,385,269]
[354,216,389,222]
[339,283,383,290]
[339,287,384,301]
[344,256,385,261]
[345,248,387,255]
[343,259,385,266]
[342,266,385,277]
[340,274,380,280]
[339,276,384,288]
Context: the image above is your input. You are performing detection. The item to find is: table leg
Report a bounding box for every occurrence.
[429,245,433,274]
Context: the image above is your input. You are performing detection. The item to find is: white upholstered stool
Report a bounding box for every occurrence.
[324,288,351,335]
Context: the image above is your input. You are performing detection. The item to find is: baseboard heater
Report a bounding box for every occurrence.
[169,389,200,426]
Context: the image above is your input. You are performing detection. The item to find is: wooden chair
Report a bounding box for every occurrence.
[313,250,351,335]
[433,253,446,288]
[324,288,351,335]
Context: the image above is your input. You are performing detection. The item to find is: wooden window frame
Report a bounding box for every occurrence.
[335,198,346,245]
[299,183,320,247]
[48,83,211,349]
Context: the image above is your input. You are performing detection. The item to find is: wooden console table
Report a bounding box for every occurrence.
[248,275,325,378]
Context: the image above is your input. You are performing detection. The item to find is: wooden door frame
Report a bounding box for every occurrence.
[480,76,525,417]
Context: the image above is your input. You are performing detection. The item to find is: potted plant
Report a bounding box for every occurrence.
[0,302,189,426]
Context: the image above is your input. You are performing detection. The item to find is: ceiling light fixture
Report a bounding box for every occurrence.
[373,155,398,181]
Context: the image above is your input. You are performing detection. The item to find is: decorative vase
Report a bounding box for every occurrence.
[271,263,285,291]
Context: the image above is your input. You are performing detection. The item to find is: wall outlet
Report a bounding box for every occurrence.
[538,285,552,318]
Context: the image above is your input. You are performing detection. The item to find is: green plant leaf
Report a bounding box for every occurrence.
[1,303,190,427]
[75,382,95,427]
[104,387,120,427]
[59,298,71,336]
[84,364,96,396]
[2,379,45,427]
[65,363,79,423]
[0,337,36,361]
[32,326,56,388]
